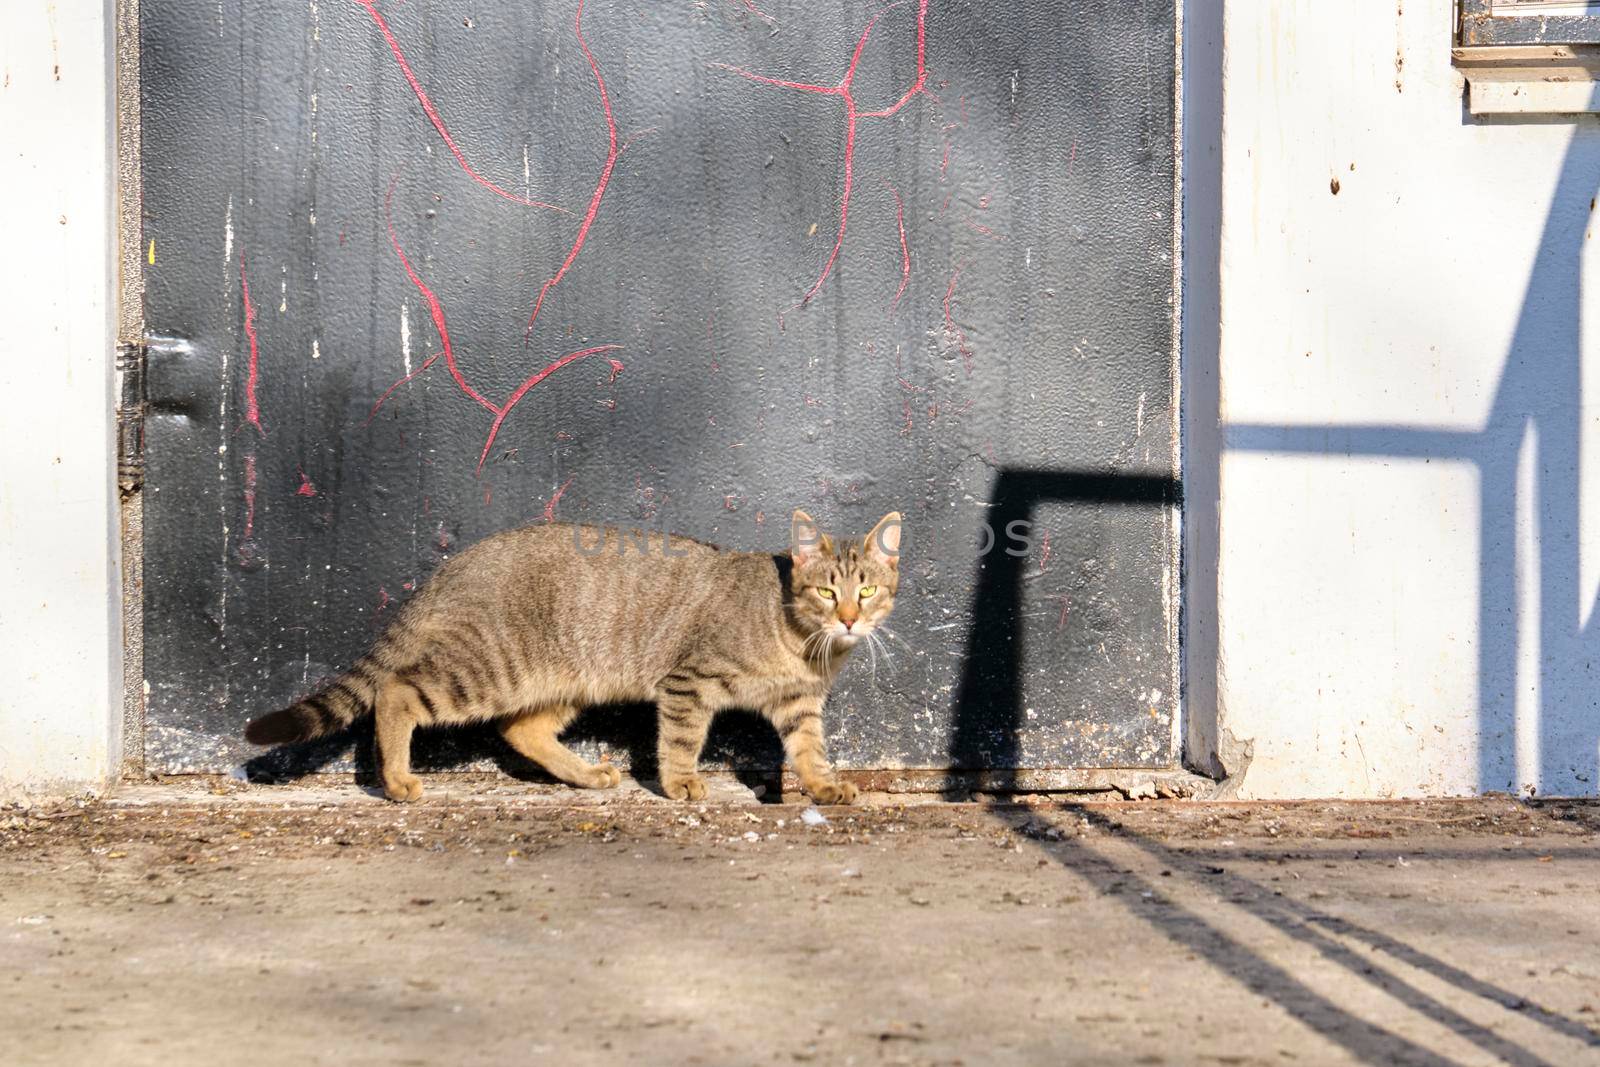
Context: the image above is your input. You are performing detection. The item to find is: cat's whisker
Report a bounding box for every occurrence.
[803,627,832,656]
[867,632,894,674]
[804,628,831,671]
[875,625,913,649]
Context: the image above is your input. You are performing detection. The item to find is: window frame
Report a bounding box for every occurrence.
[1460,0,1600,47]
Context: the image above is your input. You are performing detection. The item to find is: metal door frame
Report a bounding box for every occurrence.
[113,0,1201,793]
[116,0,147,778]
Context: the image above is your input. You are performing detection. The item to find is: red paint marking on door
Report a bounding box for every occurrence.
[714,0,932,318]
[351,0,568,213]
[296,467,317,497]
[364,2,625,472]
[943,263,973,375]
[370,178,621,473]
[239,253,266,436]
[543,476,574,522]
[962,218,1004,241]
[478,345,623,471]
[882,178,910,311]
[372,177,493,417]
[242,453,259,540]
[522,0,618,343]
[731,0,776,26]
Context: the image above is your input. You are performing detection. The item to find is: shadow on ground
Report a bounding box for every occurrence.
[239,704,786,801]
[989,801,1600,1067]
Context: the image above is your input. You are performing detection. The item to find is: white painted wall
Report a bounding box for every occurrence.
[1201,0,1600,797]
[0,0,122,798]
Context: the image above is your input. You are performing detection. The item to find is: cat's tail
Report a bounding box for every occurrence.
[244,658,386,745]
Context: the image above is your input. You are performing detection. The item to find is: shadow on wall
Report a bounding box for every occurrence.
[946,468,1179,793]
[1225,125,1600,796]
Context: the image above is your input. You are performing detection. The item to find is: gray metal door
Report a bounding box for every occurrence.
[137,0,1180,779]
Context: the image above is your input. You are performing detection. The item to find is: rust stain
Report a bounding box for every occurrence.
[47,3,60,81]
[1394,0,1404,94]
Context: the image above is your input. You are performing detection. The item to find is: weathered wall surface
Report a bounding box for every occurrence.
[1201,0,1600,797]
[0,0,122,798]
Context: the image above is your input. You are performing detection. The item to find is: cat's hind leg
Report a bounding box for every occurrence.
[375,678,430,802]
[498,704,621,790]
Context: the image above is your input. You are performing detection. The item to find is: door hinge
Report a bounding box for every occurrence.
[116,339,147,495]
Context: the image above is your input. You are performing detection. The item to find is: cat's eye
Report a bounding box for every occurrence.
[815,587,837,601]
[858,585,879,599]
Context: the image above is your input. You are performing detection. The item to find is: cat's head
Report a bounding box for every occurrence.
[787,509,902,648]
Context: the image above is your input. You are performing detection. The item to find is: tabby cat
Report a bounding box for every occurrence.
[244,510,901,804]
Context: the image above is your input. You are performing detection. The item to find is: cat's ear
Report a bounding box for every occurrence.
[865,512,902,569]
[791,509,832,563]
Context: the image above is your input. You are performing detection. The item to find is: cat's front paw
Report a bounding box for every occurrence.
[382,772,424,803]
[582,764,622,790]
[807,778,858,805]
[662,774,708,801]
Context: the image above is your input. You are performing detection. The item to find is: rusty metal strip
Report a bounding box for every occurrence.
[830,767,1211,797]
[116,0,146,778]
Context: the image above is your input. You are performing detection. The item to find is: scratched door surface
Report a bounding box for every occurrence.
[139,0,1180,775]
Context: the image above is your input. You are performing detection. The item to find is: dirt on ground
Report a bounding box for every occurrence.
[2,779,1599,1066]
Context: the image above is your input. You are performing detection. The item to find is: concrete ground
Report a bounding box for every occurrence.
[2,780,1598,1067]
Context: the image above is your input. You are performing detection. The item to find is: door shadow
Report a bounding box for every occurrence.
[946,468,1179,795]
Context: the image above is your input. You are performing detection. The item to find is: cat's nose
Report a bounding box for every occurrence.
[842,618,855,631]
